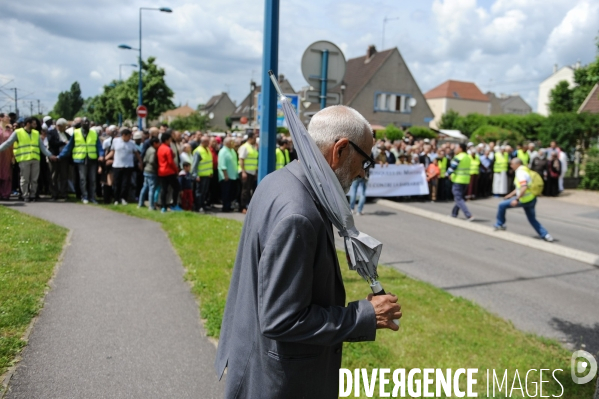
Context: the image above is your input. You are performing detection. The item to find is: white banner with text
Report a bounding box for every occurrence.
[364,164,429,197]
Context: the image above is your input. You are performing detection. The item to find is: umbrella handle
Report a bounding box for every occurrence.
[371,281,400,327]
[268,70,285,98]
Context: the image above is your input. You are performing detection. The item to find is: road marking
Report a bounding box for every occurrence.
[378,199,599,267]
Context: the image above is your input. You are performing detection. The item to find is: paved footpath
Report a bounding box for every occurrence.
[3,201,223,399]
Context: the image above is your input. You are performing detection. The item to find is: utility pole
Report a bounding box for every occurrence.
[13,88,18,118]
[37,99,41,115]
[30,101,34,117]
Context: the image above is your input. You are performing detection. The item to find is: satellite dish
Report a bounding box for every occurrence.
[303,101,312,109]
[208,112,215,120]
[409,98,417,107]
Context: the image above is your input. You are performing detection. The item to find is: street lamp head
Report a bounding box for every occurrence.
[118,44,133,50]
[159,7,172,12]
[131,64,138,67]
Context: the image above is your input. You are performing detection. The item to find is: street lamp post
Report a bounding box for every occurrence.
[249,80,256,126]
[118,7,172,129]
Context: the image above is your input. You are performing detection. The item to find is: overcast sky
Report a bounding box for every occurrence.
[2,0,598,116]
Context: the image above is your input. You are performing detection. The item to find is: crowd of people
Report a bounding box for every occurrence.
[370,133,569,203]
[0,112,300,214]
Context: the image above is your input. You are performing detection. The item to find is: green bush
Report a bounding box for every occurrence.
[408,126,437,139]
[580,147,599,190]
[169,112,211,131]
[455,113,488,137]
[382,124,404,141]
[472,125,525,147]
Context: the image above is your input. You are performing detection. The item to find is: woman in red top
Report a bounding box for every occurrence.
[157,132,182,212]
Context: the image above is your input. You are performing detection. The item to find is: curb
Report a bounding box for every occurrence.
[378,199,599,267]
[1,230,73,398]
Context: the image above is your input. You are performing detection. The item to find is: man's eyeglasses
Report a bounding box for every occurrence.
[335,139,376,171]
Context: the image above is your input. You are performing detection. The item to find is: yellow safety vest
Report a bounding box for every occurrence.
[275,148,286,170]
[515,167,535,203]
[450,152,471,184]
[517,149,529,166]
[284,149,290,164]
[73,129,98,160]
[469,153,480,175]
[494,152,509,173]
[438,157,447,177]
[13,128,40,162]
[194,145,213,177]
[240,142,258,172]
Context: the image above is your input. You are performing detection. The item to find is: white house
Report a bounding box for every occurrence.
[537,63,579,116]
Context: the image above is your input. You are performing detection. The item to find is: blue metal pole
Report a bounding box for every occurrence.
[258,0,279,182]
[138,8,143,130]
[320,49,329,109]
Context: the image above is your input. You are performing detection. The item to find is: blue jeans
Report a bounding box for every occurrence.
[451,183,471,218]
[496,197,548,238]
[349,178,367,213]
[138,173,157,209]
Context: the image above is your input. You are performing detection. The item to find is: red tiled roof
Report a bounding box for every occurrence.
[424,80,489,102]
[578,83,599,114]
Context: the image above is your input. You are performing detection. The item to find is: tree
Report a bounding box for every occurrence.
[549,80,574,113]
[53,81,84,120]
[383,124,403,141]
[472,125,525,147]
[439,109,460,130]
[408,126,437,139]
[79,57,175,124]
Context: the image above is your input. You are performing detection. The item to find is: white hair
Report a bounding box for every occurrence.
[56,118,68,126]
[308,105,372,149]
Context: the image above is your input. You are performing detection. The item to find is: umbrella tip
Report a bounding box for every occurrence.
[268,70,274,77]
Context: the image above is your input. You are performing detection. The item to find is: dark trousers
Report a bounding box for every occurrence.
[209,166,220,205]
[50,157,69,198]
[77,161,98,201]
[113,167,133,202]
[452,183,472,218]
[194,176,211,211]
[159,174,180,208]
[38,157,51,196]
[478,172,492,198]
[467,174,479,199]
[438,178,449,201]
[220,179,237,212]
[241,173,257,210]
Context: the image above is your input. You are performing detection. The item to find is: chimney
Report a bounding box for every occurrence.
[553,64,558,74]
[278,73,285,83]
[366,45,377,61]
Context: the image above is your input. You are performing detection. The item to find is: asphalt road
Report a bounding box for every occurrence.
[3,201,223,399]
[409,196,599,254]
[336,201,599,354]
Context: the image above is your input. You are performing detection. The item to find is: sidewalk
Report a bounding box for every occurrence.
[554,189,599,208]
[3,202,223,399]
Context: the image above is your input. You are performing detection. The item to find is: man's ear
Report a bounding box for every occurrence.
[331,138,349,169]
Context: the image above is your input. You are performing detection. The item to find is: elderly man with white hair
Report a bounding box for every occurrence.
[47,118,71,200]
[216,105,401,399]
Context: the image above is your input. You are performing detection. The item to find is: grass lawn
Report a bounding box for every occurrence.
[108,205,596,398]
[0,206,67,379]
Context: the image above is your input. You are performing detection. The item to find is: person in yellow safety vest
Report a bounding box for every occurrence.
[238,131,259,214]
[492,146,510,197]
[436,149,449,201]
[275,138,289,170]
[58,117,104,204]
[445,143,474,221]
[191,135,213,212]
[467,146,481,200]
[494,157,554,242]
[0,116,56,202]
[516,144,529,166]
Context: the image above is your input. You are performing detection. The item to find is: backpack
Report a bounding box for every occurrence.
[525,167,544,196]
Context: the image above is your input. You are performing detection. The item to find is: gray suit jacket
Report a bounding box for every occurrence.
[215,160,376,399]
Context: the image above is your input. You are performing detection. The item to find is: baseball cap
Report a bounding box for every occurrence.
[467,142,474,147]
[43,116,52,123]
[133,132,143,140]
[423,138,430,143]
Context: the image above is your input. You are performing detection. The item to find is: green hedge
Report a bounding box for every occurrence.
[580,147,599,190]
[472,125,525,148]
[408,126,438,139]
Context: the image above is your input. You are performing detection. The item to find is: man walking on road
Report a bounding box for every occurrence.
[0,117,56,201]
[493,158,554,242]
[446,143,474,221]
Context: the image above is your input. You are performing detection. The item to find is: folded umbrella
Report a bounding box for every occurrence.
[268,71,398,326]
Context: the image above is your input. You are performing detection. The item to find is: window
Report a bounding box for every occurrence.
[374,92,412,113]
[453,92,460,98]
